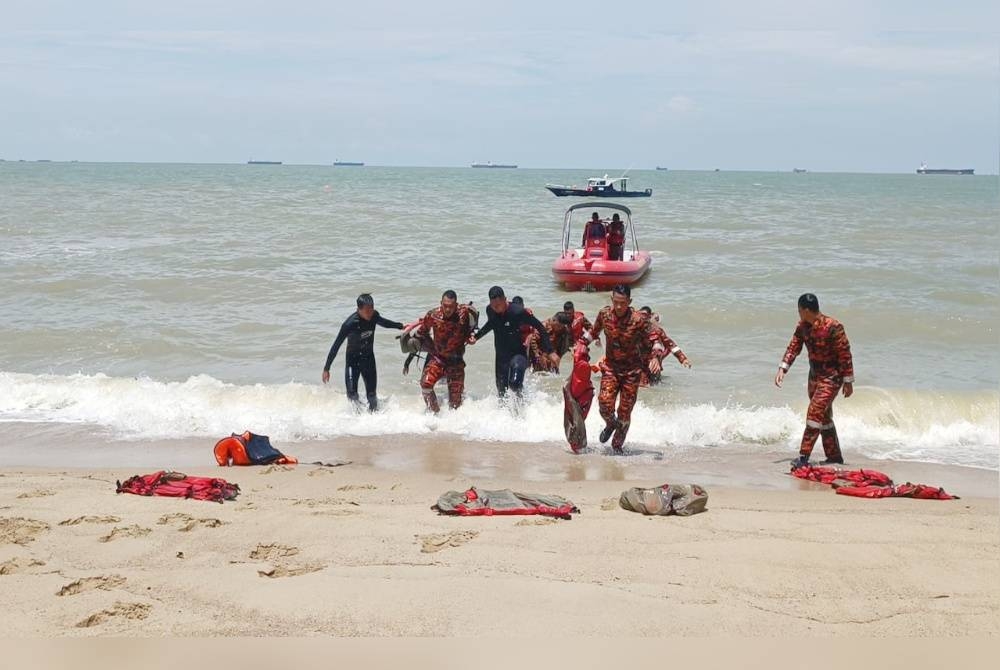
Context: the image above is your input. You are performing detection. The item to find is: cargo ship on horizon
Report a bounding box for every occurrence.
[333,160,364,166]
[917,162,973,175]
[247,159,282,165]
[472,161,517,168]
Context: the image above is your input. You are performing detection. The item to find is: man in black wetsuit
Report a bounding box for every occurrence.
[321,293,404,411]
[469,286,558,398]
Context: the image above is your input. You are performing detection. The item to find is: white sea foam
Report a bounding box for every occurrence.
[1,371,996,469]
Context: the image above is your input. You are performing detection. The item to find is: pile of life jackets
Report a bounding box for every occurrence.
[791,465,958,500]
[116,471,240,503]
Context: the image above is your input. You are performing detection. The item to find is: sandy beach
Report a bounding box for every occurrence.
[2,448,997,637]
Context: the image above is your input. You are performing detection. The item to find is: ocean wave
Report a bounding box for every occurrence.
[0,371,996,468]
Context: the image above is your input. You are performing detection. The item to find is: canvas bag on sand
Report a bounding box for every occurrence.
[619,484,708,516]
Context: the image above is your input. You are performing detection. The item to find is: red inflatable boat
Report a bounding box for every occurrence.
[551,202,652,290]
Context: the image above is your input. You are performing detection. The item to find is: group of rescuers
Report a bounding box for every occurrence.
[322,286,854,466]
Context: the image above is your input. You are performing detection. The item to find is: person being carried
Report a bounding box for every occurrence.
[322,293,404,412]
[469,286,558,398]
[638,306,692,386]
[775,293,855,468]
[607,213,626,261]
[405,290,476,413]
[579,284,664,453]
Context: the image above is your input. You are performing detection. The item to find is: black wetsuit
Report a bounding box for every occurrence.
[473,303,553,397]
[324,310,404,411]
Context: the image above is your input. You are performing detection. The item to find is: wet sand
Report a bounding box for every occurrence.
[1,426,997,636]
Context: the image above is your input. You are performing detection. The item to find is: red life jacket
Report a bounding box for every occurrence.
[608,222,625,246]
[116,471,240,503]
[213,431,297,466]
[791,465,957,500]
[570,312,588,341]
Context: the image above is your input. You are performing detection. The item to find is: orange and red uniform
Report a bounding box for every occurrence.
[640,323,689,386]
[527,317,569,372]
[413,304,474,412]
[566,311,593,345]
[583,306,663,451]
[780,314,854,460]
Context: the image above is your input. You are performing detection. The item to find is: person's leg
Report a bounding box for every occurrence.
[361,358,378,412]
[597,371,621,441]
[611,369,641,452]
[495,353,510,397]
[817,381,843,462]
[420,356,446,413]
[507,354,528,395]
[446,361,466,410]
[799,375,840,460]
[344,358,361,404]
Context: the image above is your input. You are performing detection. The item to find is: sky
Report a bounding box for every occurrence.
[2,2,998,172]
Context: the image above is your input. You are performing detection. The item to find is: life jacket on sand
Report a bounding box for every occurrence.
[116,471,240,503]
[563,342,595,453]
[433,487,578,519]
[791,465,958,500]
[213,431,297,467]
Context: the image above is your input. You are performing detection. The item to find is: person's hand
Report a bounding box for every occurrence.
[548,352,560,368]
[681,358,692,369]
[843,382,853,398]
[648,357,663,375]
[467,335,476,345]
[402,363,410,376]
[322,370,330,384]
[774,368,785,388]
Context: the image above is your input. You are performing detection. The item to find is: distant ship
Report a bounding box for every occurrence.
[247,160,282,165]
[655,166,668,171]
[793,168,807,173]
[333,161,364,166]
[917,162,973,175]
[472,161,517,168]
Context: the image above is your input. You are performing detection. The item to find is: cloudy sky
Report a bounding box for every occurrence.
[2,1,997,172]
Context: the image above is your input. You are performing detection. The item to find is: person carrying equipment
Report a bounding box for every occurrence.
[405,290,476,413]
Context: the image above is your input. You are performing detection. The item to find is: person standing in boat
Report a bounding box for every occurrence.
[608,213,626,261]
[322,293,405,412]
[579,284,664,453]
[775,293,854,468]
[404,290,476,413]
[637,306,692,386]
[469,286,558,398]
[581,212,607,246]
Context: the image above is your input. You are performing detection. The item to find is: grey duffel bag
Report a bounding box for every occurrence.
[619,484,708,516]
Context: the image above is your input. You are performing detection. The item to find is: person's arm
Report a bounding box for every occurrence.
[581,310,604,346]
[524,312,554,354]
[832,323,854,395]
[775,323,804,387]
[324,317,353,372]
[644,322,666,373]
[472,311,495,341]
[660,329,691,368]
[375,311,405,330]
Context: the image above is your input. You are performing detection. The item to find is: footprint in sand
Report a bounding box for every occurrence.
[57,575,127,596]
[291,497,359,508]
[157,513,224,532]
[515,517,560,527]
[0,517,51,545]
[600,498,619,511]
[75,602,151,628]
[0,557,46,575]
[98,525,151,543]
[59,516,121,526]
[336,484,376,492]
[257,564,325,578]
[249,543,300,561]
[417,530,479,553]
[16,489,56,499]
[260,465,295,475]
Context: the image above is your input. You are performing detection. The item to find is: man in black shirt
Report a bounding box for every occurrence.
[469,286,558,397]
[322,293,404,411]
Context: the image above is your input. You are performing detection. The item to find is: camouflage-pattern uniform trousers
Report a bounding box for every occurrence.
[780,314,855,460]
[640,324,689,386]
[414,304,474,413]
[584,306,662,451]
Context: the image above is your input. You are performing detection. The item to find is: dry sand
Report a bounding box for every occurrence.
[1,461,997,636]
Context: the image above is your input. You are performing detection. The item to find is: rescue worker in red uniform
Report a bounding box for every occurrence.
[638,306,692,386]
[527,312,572,372]
[607,213,626,261]
[406,290,476,413]
[580,284,664,453]
[559,301,594,347]
[775,293,855,468]
[581,212,607,246]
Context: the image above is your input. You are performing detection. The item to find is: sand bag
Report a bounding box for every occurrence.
[619,484,708,516]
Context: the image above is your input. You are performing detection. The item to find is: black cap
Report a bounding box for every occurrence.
[488,286,505,300]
